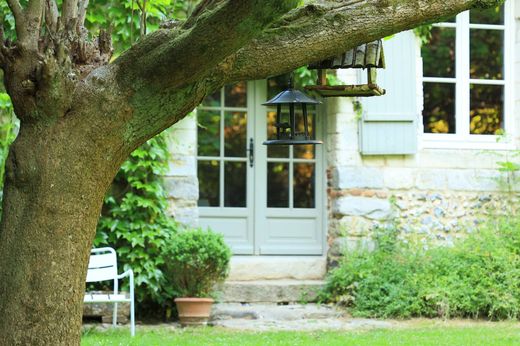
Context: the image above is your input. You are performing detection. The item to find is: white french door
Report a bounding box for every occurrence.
[198,80,324,255]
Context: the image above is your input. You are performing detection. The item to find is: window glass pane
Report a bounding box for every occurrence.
[293,163,315,209]
[266,110,289,158]
[198,160,220,207]
[201,89,221,107]
[224,111,247,157]
[470,5,504,25]
[422,27,456,78]
[470,84,504,135]
[224,162,246,207]
[197,110,220,156]
[470,29,503,80]
[423,83,456,134]
[267,162,289,208]
[225,82,247,108]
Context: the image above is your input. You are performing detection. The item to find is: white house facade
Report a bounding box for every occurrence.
[163,1,519,278]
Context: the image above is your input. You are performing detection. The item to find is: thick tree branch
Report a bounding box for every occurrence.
[113,0,299,91]
[6,0,23,22]
[16,0,44,50]
[183,0,223,29]
[61,0,79,30]
[220,0,504,82]
[44,0,59,34]
[6,0,25,44]
[77,0,89,31]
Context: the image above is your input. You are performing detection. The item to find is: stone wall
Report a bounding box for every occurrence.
[164,115,199,227]
[327,188,517,264]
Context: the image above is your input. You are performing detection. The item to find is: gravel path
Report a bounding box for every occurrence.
[209,303,394,331]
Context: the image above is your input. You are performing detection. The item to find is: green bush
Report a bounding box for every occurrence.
[320,216,520,320]
[94,132,178,308]
[163,228,231,298]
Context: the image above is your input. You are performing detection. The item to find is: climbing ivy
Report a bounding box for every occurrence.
[94,131,179,307]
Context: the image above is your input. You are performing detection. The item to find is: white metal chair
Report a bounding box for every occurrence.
[84,247,135,336]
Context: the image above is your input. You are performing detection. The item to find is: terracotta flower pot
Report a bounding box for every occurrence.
[174,297,214,326]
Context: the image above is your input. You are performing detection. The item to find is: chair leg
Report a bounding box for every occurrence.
[130,299,135,337]
[113,302,118,327]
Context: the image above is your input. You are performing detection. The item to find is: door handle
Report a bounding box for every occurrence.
[248,138,254,167]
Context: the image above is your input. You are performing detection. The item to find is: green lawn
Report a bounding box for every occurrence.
[82,323,520,346]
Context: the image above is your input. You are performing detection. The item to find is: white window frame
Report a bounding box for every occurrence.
[421,0,515,150]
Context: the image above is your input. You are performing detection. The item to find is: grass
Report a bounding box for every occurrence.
[82,321,520,346]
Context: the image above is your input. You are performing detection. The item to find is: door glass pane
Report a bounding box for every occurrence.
[293,163,315,209]
[470,29,503,80]
[201,89,221,107]
[470,5,504,25]
[225,82,247,108]
[267,75,287,99]
[266,110,289,158]
[224,111,247,157]
[422,27,456,78]
[423,82,456,134]
[224,162,246,207]
[267,162,289,208]
[470,84,504,135]
[198,110,220,156]
[198,160,220,207]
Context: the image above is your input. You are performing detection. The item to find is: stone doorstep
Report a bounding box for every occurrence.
[227,256,327,281]
[216,280,325,304]
[210,303,344,321]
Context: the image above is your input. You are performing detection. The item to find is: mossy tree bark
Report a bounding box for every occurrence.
[0,0,503,344]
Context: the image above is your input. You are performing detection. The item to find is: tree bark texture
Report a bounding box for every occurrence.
[0,0,503,344]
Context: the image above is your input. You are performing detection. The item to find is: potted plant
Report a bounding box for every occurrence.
[164,228,231,326]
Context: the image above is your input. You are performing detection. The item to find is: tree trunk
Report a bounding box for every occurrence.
[0,119,119,345]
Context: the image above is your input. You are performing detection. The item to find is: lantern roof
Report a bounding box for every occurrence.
[263,88,320,106]
[308,40,385,70]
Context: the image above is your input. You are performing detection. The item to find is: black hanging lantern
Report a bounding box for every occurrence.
[263,79,322,146]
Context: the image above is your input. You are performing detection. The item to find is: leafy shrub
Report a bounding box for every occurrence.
[94,132,178,307]
[320,216,520,320]
[163,228,231,298]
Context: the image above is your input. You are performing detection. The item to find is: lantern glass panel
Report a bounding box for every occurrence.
[266,110,289,158]
[294,112,316,159]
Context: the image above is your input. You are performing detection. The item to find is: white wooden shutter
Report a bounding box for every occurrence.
[359,31,419,155]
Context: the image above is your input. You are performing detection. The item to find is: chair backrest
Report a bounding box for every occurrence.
[86,247,118,283]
